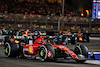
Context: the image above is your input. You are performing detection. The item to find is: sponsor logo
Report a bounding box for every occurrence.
[29,46,33,53]
[14,36,32,39]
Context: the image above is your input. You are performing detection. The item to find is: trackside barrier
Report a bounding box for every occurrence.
[88,52,100,60]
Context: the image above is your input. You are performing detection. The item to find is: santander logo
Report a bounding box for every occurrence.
[47,50,53,57]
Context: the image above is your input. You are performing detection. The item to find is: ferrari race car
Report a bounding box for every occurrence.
[4,34,88,63]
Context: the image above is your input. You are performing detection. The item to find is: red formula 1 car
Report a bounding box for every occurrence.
[4,36,88,63]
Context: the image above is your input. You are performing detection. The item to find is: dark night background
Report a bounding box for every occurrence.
[65,0,93,11]
[0,0,93,16]
[1,0,93,11]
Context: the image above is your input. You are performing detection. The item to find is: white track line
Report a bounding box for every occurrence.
[85,60,100,65]
[90,37,100,40]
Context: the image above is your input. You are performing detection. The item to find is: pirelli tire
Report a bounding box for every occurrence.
[39,45,55,61]
[74,45,88,63]
[4,42,20,57]
[39,45,47,61]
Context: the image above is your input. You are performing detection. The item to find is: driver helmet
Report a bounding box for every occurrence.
[78,31,81,33]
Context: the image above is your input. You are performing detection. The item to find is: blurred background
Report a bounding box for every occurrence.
[0,0,99,33]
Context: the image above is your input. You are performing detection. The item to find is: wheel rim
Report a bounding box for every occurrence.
[39,48,46,59]
[40,50,44,56]
[5,47,8,53]
[39,46,47,60]
[5,42,11,57]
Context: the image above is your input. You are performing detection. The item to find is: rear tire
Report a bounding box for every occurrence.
[39,45,55,61]
[5,42,11,57]
[74,45,88,63]
[39,45,47,61]
[4,42,20,57]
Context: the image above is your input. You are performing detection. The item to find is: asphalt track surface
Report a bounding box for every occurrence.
[0,39,100,67]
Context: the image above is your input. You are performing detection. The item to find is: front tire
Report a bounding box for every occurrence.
[74,45,88,63]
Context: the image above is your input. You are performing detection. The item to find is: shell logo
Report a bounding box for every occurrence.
[79,38,83,41]
[29,46,33,53]
[64,48,69,50]
[15,40,20,43]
